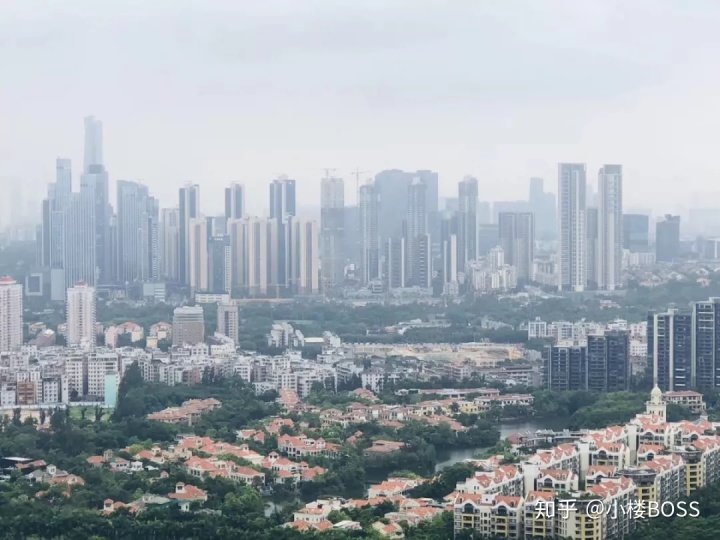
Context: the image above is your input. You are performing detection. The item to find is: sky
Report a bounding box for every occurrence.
[2,0,720,216]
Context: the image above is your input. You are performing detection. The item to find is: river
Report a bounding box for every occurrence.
[434,417,570,472]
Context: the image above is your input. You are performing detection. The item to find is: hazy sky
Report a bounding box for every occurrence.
[2,0,720,215]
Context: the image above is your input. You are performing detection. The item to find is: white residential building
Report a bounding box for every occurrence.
[66,282,96,347]
[0,276,23,353]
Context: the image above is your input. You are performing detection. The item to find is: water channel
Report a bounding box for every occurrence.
[434,416,571,472]
[264,416,570,516]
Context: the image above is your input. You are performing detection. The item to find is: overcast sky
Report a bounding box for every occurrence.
[2,0,720,216]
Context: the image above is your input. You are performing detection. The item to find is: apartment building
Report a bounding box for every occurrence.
[453,493,524,539]
[456,465,524,497]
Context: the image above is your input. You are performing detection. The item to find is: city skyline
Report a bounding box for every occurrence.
[4,2,720,216]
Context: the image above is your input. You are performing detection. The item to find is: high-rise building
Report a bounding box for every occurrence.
[208,232,231,294]
[224,183,245,221]
[0,277,23,353]
[228,217,269,297]
[558,163,587,291]
[385,237,406,290]
[497,212,535,282]
[440,212,458,286]
[457,176,478,273]
[81,164,111,283]
[587,330,630,393]
[622,214,650,252]
[597,165,623,291]
[359,183,380,285]
[179,184,200,285]
[116,180,158,283]
[159,208,180,282]
[648,309,692,391]
[374,169,439,244]
[477,224,499,258]
[320,176,345,288]
[544,344,587,392]
[41,158,73,270]
[172,306,205,346]
[66,281,97,347]
[289,217,320,295]
[217,303,239,344]
[656,215,681,263]
[343,205,360,270]
[691,297,720,391]
[269,177,296,220]
[63,186,96,287]
[586,207,599,289]
[188,217,209,293]
[83,116,103,173]
[414,233,432,289]
[406,178,428,286]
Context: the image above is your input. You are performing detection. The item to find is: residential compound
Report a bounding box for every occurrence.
[452,387,720,540]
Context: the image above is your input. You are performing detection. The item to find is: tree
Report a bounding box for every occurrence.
[112,361,146,421]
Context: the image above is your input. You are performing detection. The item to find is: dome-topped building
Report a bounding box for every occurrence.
[646,385,666,419]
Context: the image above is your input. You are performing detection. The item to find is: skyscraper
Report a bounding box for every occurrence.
[116,180,158,283]
[217,303,239,344]
[586,207,599,289]
[269,177,296,220]
[290,217,320,295]
[81,164,111,283]
[83,115,103,173]
[440,211,458,286]
[622,214,650,252]
[228,217,270,297]
[66,281,97,347]
[656,215,681,263]
[188,217,209,293]
[178,184,200,286]
[320,176,345,288]
[415,233,432,289]
[63,186,96,287]
[691,297,720,391]
[385,237,406,290]
[0,277,23,353]
[374,169,439,243]
[648,309,692,391]
[359,183,380,284]
[597,165,623,290]
[406,178,428,285]
[208,231,231,294]
[41,158,73,270]
[587,330,630,393]
[558,163,587,291]
[159,208,180,282]
[225,183,245,221]
[497,212,535,282]
[457,176,479,273]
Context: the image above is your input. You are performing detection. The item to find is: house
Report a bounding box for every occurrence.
[372,522,405,539]
[278,435,340,459]
[167,483,208,512]
[367,478,419,498]
[86,455,106,468]
[363,440,405,457]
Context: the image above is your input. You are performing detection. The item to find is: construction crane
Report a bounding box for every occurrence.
[322,168,337,179]
[350,167,369,204]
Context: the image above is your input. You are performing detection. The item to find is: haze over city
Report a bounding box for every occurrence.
[3,0,720,215]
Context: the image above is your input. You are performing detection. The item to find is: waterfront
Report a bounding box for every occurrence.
[265,416,571,515]
[434,416,571,471]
